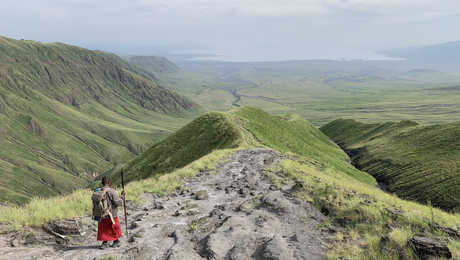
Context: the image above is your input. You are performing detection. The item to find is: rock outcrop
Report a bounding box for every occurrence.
[409,235,452,259]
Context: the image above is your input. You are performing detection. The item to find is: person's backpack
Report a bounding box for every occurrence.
[92,188,114,223]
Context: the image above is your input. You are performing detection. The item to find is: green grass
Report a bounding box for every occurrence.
[0,36,198,204]
[232,107,375,184]
[107,112,242,185]
[0,189,92,229]
[321,119,460,211]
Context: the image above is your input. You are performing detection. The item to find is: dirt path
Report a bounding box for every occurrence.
[0,148,330,260]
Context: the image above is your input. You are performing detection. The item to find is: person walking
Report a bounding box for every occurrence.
[92,176,126,249]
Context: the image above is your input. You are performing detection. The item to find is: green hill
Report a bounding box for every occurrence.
[126,56,180,74]
[113,106,374,186]
[0,36,198,204]
[109,112,242,184]
[321,119,460,211]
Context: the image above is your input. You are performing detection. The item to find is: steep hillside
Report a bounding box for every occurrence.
[109,112,242,184]
[126,56,180,74]
[321,119,460,211]
[0,36,198,204]
[0,37,195,113]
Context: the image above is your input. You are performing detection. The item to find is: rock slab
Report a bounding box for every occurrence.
[409,235,452,259]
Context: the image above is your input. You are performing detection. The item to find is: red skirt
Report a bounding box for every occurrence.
[97,217,122,241]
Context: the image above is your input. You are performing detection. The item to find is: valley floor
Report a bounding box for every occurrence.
[0,148,330,260]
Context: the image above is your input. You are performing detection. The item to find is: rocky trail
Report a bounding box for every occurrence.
[0,148,330,260]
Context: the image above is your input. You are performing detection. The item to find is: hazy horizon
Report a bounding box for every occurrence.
[1,0,460,61]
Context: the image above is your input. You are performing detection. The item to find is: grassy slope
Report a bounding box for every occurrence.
[321,119,460,211]
[108,112,242,185]
[0,36,198,204]
[231,107,375,184]
[1,107,459,259]
[276,156,460,259]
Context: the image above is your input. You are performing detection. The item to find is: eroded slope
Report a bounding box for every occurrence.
[321,118,460,211]
[0,36,198,204]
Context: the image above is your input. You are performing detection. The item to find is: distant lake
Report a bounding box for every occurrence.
[170,49,404,62]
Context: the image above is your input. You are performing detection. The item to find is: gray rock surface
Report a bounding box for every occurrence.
[0,148,329,259]
[409,234,452,259]
[195,190,209,201]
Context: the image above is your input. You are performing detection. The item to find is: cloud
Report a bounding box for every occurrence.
[0,0,459,59]
[133,0,460,19]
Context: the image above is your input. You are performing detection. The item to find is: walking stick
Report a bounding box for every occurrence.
[121,169,129,237]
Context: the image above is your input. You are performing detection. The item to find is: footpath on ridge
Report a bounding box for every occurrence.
[0,148,330,260]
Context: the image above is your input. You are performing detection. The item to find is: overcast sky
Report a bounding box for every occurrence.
[1,0,460,61]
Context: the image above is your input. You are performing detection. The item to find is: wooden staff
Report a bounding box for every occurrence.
[121,169,128,236]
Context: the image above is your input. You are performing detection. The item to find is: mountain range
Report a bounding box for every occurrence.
[382,41,460,64]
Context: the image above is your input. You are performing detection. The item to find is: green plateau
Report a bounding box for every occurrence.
[149,59,460,126]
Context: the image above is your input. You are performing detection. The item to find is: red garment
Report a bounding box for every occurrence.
[97,217,122,241]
